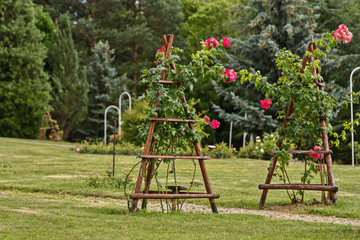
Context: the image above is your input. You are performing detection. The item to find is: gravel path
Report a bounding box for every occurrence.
[168,202,360,226]
[81,197,360,226]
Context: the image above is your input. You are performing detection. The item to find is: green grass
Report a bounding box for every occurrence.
[1,191,359,240]
[0,137,360,239]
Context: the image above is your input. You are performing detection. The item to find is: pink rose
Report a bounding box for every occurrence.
[203,116,210,123]
[317,165,324,172]
[308,146,324,160]
[141,146,144,150]
[204,38,219,49]
[223,37,230,47]
[260,99,272,110]
[210,119,220,129]
[76,147,80,152]
[156,45,166,54]
[334,24,353,43]
[222,68,237,83]
[182,126,186,135]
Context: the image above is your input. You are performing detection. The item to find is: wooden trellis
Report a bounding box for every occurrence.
[258,42,338,208]
[39,109,60,141]
[130,34,219,213]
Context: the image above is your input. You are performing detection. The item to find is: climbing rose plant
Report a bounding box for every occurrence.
[139,37,258,156]
[249,25,355,203]
[136,37,259,212]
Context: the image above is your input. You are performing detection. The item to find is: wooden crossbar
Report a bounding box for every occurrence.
[141,155,210,160]
[130,193,220,199]
[259,184,338,191]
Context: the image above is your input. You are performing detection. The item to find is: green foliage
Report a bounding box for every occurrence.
[138,39,251,155]
[79,41,126,140]
[74,141,143,156]
[122,100,149,146]
[237,134,277,160]
[87,172,133,189]
[34,5,55,46]
[0,0,50,138]
[49,13,89,140]
[252,31,354,203]
[212,80,277,136]
[202,142,234,158]
[182,0,232,54]
[229,0,318,81]
[36,0,185,96]
[311,0,360,163]
[208,0,318,146]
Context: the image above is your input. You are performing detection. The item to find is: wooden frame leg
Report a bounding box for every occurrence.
[198,159,218,213]
[321,121,338,205]
[130,158,147,212]
[324,154,337,204]
[259,155,278,209]
[141,159,155,210]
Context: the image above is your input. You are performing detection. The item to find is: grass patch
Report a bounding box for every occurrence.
[1,136,360,238]
[0,191,359,240]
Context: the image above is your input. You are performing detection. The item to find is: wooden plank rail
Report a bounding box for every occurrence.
[269,150,332,154]
[159,80,180,84]
[130,193,220,199]
[149,117,198,123]
[259,184,338,191]
[141,155,210,160]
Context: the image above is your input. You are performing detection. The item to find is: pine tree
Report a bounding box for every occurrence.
[81,41,126,140]
[0,0,50,138]
[49,13,89,140]
[212,81,277,134]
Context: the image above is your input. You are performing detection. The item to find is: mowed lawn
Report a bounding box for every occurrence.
[0,137,359,239]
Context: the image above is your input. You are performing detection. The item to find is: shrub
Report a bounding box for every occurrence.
[202,142,235,159]
[87,172,133,189]
[73,141,143,156]
[237,134,277,160]
[122,100,148,146]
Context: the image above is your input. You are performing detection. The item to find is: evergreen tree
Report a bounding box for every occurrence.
[212,81,277,134]
[49,13,89,140]
[80,41,126,140]
[35,0,185,96]
[0,0,50,138]
[212,0,319,146]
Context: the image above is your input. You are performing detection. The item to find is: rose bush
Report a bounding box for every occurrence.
[240,24,356,203]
